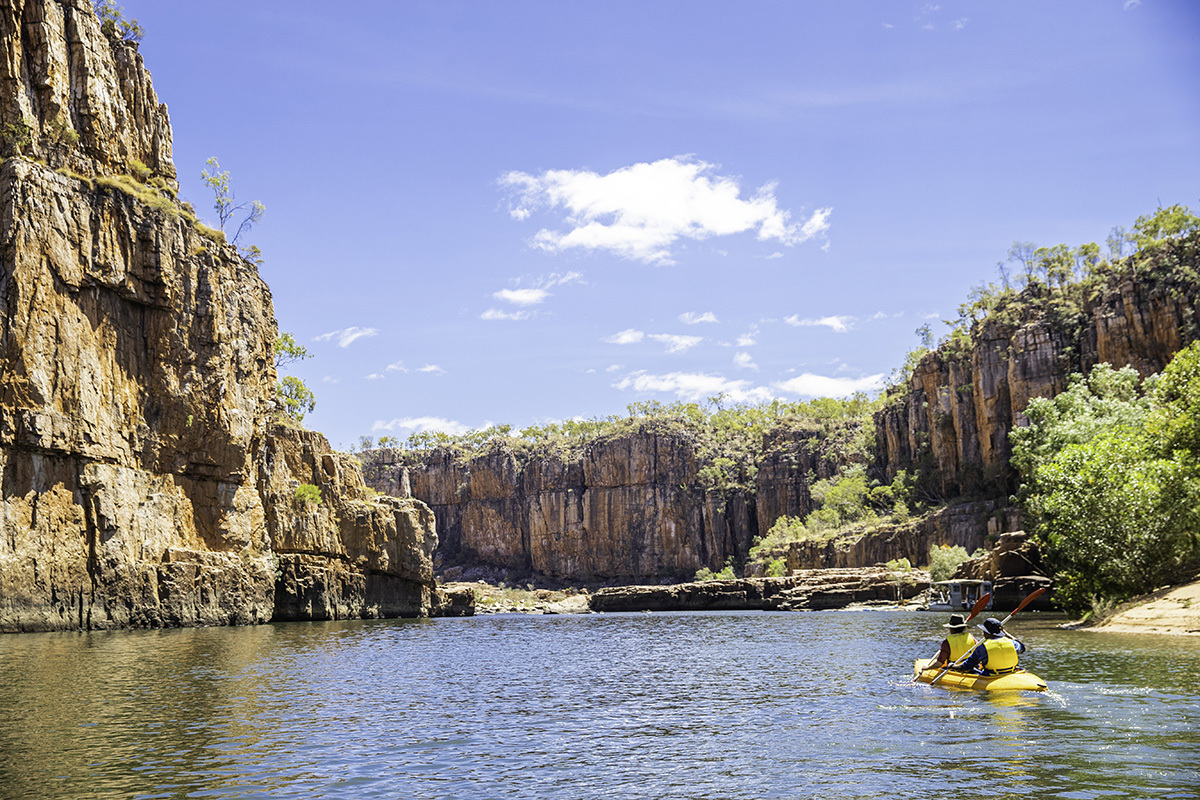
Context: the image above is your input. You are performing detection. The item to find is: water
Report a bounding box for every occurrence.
[1,610,1197,799]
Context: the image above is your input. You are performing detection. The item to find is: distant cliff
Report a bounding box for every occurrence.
[0,0,440,632]
[366,424,866,583]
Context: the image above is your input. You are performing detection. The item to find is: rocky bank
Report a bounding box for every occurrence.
[0,0,443,631]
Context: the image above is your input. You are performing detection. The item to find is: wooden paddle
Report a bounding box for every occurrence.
[927,586,1047,687]
[911,591,992,682]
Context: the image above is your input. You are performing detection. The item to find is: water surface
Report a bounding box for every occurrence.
[1,610,1197,799]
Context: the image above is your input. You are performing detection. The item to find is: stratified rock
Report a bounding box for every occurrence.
[258,425,438,620]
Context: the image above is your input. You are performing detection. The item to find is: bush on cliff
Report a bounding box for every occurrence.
[1012,346,1200,615]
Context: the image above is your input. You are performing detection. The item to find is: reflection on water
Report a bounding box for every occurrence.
[1,612,1197,799]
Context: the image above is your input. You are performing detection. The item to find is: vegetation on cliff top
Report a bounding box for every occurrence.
[360,392,879,496]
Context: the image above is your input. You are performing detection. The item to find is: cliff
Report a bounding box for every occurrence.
[0,0,439,631]
[875,235,1200,497]
[366,424,862,583]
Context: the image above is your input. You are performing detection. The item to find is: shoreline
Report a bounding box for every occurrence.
[1064,578,1200,636]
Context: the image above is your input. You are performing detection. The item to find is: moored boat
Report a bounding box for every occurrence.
[925,579,993,612]
[912,658,1048,692]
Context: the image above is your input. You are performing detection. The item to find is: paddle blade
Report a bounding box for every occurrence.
[1001,586,1047,624]
[964,592,992,623]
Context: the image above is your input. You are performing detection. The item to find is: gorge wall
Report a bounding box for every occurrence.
[367,426,868,583]
[876,235,1200,497]
[0,0,440,632]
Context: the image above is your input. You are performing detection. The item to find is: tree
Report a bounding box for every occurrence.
[277,376,315,423]
[274,332,314,423]
[93,0,144,42]
[1012,356,1200,615]
[201,157,265,244]
[274,332,311,369]
[1130,204,1200,250]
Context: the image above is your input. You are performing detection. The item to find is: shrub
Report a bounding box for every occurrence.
[294,483,321,506]
[927,544,980,583]
[93,0,144,42]
[694,560,736,582]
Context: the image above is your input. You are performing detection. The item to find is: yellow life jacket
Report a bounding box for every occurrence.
[946,631,977,662]
[982,637,1019,673]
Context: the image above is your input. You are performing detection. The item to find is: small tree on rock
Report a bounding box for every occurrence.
[201,157,265,244]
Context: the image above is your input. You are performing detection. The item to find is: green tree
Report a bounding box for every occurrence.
[277,375,315,423]
[93,0,144,42]
[1130,204,1200,250]
[201,157,265,244]
[274,332,311,369]
[1013,353,1200,615]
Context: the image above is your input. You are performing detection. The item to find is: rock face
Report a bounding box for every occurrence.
[875,237,1200,497]
[0,0,439,632]
[404,434,726,582]
[367,427,860,584]
[258,426,438,621]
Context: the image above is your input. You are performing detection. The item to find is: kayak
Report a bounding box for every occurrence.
[913,659,1048,692]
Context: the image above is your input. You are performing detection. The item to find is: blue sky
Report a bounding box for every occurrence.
[129,1,1200,449]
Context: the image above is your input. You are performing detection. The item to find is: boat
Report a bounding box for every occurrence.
[912,658,1048,692]
[924,579,992,612]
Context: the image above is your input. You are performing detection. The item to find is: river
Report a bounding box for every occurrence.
[1,610,1197,799]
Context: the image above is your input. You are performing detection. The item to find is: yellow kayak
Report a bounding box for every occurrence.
[913,659,1048,692]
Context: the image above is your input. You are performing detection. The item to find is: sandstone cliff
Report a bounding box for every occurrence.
[367,424,861,583]
[0,0,440,631]
[875,234,1200,497]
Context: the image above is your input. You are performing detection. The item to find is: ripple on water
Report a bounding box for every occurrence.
[0,611,1198,799]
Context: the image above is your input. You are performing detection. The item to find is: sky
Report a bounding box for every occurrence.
[127,0,1200,450]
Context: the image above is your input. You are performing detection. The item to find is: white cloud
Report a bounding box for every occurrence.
[386,360,408,373]
[773,373,885,397]
[372,416,473,436]
[764,252,784,260]
[678,311,719,325]
[1123,0,1140,9]
[492,271,584,308]
[500,157,831,265]
[736,325,759,347]
[919,311,941,320]
[321,375,340,384]
[365,373,383,381]
[785,314,855,333]
[315,326,379,348]
[614,370,775,404]
[951,17,967,30]
[481,308,533,321]
[733,352,758,371]
[604,328,645,345]
[418,364,446,374]
[648,333,703,353]
[606,363,623,372]
[494,288,550,306]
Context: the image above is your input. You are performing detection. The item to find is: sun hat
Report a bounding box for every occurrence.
[979,617,1004,637]
[943,613,968,630]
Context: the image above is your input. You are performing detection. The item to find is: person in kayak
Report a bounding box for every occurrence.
[959,617,1026,675]
[931,613,977,669]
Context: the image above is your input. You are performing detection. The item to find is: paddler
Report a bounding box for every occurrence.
[931,613,977,669]
[959,616,1026,675]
